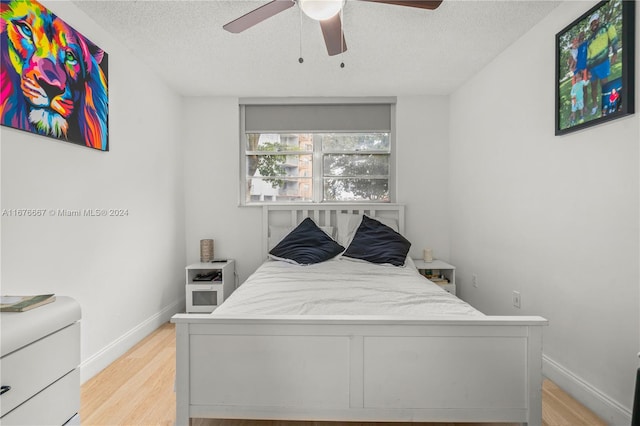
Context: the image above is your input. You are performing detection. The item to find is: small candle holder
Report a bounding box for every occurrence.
[423,248,433,263]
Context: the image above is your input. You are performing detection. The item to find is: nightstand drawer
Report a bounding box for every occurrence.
[186,284,221,313]
[0,322,80,417]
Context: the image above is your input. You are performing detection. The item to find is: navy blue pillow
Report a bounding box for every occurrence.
[269,218,345,265]
[343,215,411,266]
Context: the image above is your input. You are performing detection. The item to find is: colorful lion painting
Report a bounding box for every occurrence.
[0,0,108,151]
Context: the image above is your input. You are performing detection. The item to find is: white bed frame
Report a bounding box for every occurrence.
[172,204,548,425]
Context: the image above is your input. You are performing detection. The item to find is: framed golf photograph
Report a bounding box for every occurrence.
[555,0,635,135]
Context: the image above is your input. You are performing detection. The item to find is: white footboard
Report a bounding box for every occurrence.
[171,314,547,426]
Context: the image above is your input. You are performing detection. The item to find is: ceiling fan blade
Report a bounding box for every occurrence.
[358,0,443,10]
[223,0,296,33]
[319,14,347,56]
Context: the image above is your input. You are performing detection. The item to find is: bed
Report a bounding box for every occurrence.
[171,204,548,425]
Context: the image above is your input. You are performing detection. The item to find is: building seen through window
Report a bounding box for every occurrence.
[245,133,390,203]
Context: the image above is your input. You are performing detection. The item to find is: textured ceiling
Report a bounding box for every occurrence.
[70,0,561,97]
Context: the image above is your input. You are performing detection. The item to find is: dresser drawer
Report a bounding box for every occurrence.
[0,322,80,417]
[1,368,79,425]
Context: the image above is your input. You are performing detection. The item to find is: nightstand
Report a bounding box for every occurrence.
[413,259,456,295]
[185,260,235,313]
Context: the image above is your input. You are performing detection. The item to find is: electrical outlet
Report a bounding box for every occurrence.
[472,274,478,288]
[512,291,521,308]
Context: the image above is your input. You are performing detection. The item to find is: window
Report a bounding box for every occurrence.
[240,99,395,204]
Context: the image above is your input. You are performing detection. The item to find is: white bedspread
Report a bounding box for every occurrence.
[214,258,482,317]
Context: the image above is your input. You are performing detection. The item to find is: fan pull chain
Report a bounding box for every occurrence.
[298,3,304,64]
[339,4,345,68]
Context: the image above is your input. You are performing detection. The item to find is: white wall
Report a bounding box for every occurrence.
[182,98,262,282]
[0,1,186,382]
[182,96,452,283]
[449,1,639,423]
[397,97,452,261]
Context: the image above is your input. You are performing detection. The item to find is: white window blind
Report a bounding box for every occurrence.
[244,103,392,132]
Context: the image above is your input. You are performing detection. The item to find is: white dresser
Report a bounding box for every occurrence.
[0,296,81,425]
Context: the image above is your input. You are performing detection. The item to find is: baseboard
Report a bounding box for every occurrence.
[79,297,184,384]
[543,354,632,425]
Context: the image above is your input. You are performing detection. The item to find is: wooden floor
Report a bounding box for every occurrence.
[80,322,606,426]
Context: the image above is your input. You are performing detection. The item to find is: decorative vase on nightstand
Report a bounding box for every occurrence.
[200,239,214,262]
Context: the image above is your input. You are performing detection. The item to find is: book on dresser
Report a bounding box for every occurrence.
[0,294,56,312]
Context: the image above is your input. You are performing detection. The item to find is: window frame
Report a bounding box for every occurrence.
[239,98,396,206]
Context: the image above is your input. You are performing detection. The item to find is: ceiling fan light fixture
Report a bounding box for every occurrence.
[299,0,345,21]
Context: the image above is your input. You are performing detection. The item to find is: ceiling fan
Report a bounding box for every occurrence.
[223,0,443,56]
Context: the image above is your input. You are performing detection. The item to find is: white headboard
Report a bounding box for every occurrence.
[262,204,405,258]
